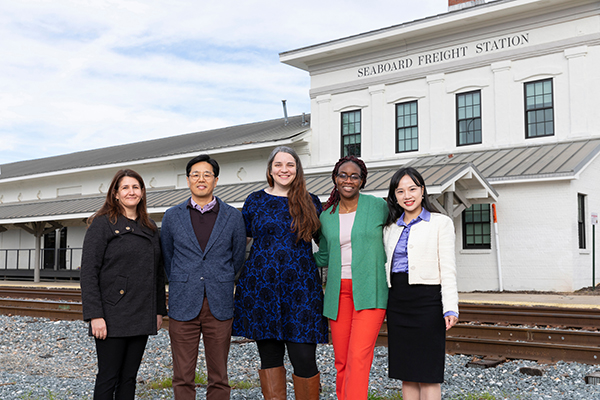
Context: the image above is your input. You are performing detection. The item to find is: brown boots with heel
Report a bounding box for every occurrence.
[258,366,320,400]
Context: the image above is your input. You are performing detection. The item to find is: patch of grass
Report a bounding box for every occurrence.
[144,370,205,388]
[230,378,260,389]
[368,390,385,400]
[148,376,173,389]
[144,369,204,390]
[18,391,37,400]
[145,372,259,391]
[18,388,78,400]
[448,393,497,400]
[386,392,403,400]
[136,388,168,399]
[367,390,402,400]
[195,371,207,385]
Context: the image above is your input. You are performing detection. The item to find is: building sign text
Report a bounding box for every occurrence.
[357,33,529,78]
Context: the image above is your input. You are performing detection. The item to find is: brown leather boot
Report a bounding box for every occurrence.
[258,366,287,400]
[292,372,320,400]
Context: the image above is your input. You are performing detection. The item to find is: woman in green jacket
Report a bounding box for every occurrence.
[314,156,388,400]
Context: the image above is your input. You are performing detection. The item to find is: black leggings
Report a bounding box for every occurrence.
[94,335,148,400]
[256,339,318,378]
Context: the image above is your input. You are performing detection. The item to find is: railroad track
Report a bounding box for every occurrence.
[450,304,600,364]
[0,298,81,320]
[1,287,600,364]
[459,303,600,329]
[446,324,600,364]
[0,287,81,302]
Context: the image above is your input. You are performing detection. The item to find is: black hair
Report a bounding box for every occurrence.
[323,156,368,214]
[385,167,435,226]
[186,154,220,177]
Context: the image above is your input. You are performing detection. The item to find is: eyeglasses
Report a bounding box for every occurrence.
[188,171,215,181]
[336,173,362,182]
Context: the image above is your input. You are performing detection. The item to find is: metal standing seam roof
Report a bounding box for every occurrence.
[0,165,494,224]
[0,114,310,181]
[2,138,599,224]
[408,139,600,182]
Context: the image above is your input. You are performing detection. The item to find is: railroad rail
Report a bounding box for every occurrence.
[1,287,600,364]
[446,324,600,364]
[0,287,81,302]
[458,303,600,329]
[0,298,81,320]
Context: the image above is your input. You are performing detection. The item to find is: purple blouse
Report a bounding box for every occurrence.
[391,208,458,318]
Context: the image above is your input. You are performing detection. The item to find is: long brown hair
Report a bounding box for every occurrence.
[323,156,368,214]
[88,169,156,231]
[266,146,320,242]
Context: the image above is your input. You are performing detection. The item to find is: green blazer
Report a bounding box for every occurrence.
[314,193,389,320]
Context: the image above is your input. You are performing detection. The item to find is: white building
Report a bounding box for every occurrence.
[1,0,599,291]
[280,0,600,292]
[0,115,314,280]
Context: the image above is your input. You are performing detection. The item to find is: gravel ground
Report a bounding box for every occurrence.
[1,315,600,399]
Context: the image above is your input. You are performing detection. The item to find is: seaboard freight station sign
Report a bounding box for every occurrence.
[357,33,529,78]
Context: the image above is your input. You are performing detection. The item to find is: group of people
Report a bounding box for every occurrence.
[80,146,459,400]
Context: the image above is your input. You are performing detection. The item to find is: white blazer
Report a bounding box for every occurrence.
[383,212,459,315]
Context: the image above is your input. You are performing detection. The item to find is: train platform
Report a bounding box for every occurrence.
[0,281,81,290]
[459,291,600,309]
[1,280,599,308]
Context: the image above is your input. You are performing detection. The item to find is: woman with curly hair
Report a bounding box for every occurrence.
[233,146,328,400]
[314,156,388,400]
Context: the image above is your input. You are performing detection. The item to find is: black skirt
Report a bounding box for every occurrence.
[387,273,446,383]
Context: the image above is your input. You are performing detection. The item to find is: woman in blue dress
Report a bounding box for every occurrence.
[233,146,328,400]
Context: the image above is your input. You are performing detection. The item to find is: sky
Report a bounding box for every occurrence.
[0,0,448,165]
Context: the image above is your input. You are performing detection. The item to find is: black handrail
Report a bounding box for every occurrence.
[0,248,82,281]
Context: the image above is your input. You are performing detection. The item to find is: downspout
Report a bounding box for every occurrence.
[492,204,503,291]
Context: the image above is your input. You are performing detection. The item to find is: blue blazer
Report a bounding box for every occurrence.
[161,197,246,321]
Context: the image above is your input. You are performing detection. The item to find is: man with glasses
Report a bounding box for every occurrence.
[161,154,246,400]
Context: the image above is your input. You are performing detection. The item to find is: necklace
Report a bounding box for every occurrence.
[339,203,358,214]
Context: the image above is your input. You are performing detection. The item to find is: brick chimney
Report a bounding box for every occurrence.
[449,0,485,11]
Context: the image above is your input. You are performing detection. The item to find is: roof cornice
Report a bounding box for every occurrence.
[0,134,307,184]
[280,0,596,71]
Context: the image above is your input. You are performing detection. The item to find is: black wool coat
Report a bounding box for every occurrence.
[81,214,167,337]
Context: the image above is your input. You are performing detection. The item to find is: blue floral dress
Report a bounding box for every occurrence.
[232,190,328,343]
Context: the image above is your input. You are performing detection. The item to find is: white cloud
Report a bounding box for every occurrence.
[0,0,447,164]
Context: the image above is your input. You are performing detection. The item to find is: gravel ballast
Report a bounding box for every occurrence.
[1,315,600,399]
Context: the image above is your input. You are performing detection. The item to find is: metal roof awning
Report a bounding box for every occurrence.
[6,136,600,225]
[404,161,498,217]
[0,162,497,225]
[3,138,599,225]
[346,161,499,217]
[411,138,600,183]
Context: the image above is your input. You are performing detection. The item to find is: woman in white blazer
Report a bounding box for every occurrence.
[383,167,458,400]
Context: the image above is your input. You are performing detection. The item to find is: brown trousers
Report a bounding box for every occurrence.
[169,297,233,400]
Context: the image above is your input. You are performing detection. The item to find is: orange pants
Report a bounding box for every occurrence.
[329,279,386,400]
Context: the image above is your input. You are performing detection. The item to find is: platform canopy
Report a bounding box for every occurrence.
[0,163,496,226]
[3,137,600,226]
